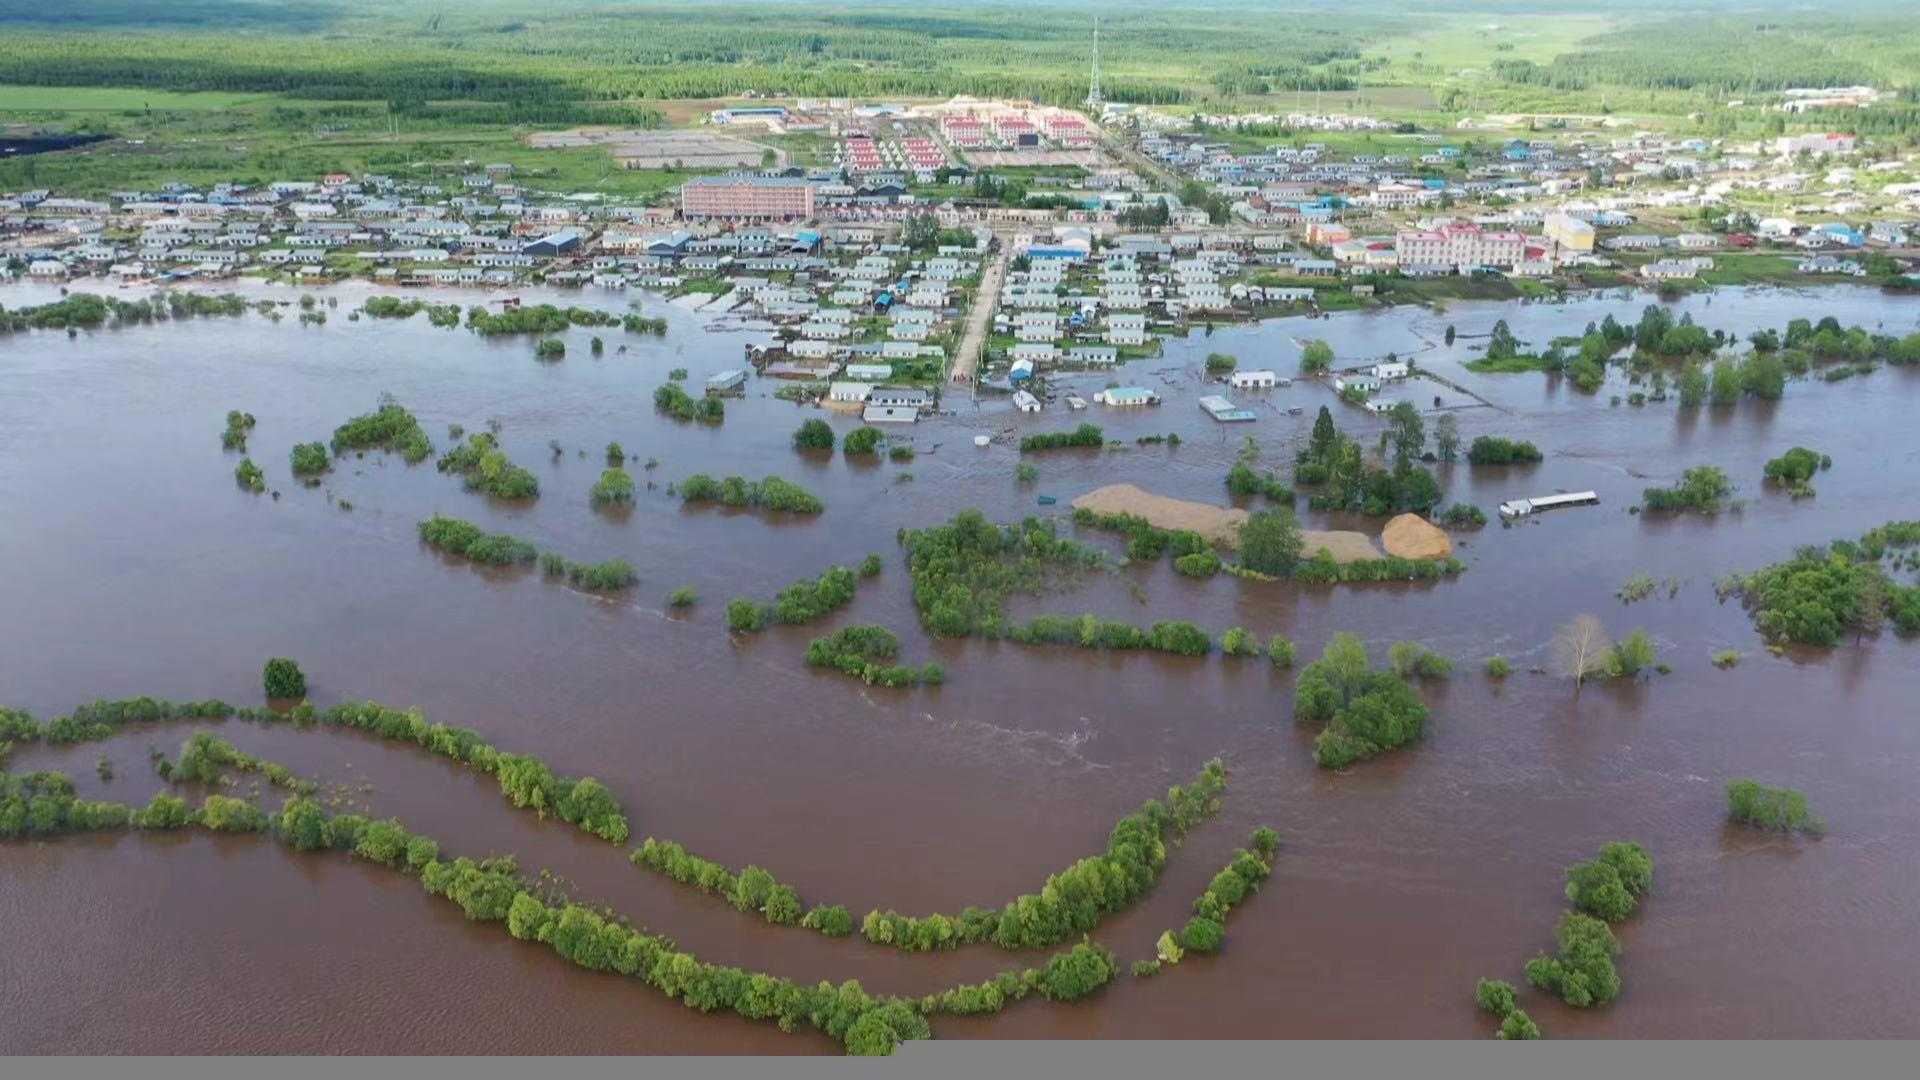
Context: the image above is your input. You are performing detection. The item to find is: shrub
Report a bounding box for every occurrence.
[1484,655,1512,678]
[263,658,306,700]
[1205,352,1237,372]
[888,444,915,462]
[1238,508,1304,576]
[234,458,266,492]
[1726,779,1823,835]
[727,599,769,632]
[843,427,884,454]
[605,442,625,465]
[1267,636,1295,667]
[1225,461,1292,501]
[1388,642,1453,679]
[1642,466,1731,513]
[1466,437,1544,465]
[1298,633,1428,768]
[289,442,330,476]
[589,468,637,505]
[542,557,636,591]
[679,474,824,514]
[330,400,432,464]
[1712,649,1741,668]
[1476,978,1518,1016]
[417,515,538,565]
[793,419,836,451]
[1019,423,1103,452]
[858,553,883,578]
[1181,916,1224,953]
[1438,503,1486,528]
[1174,550,1222,578]
[1498,1011,1542,1040]
[1220,627,1261,657]
[665,586,697,608]
[1014,462,1039,483]
[1525,911,1621,1008]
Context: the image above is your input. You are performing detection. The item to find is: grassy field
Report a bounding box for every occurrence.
[0,84,279,111]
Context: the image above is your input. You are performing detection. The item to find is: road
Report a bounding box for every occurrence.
[950,240,1011,387]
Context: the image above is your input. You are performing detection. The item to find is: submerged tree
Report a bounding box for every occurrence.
[1550,615,1614,691]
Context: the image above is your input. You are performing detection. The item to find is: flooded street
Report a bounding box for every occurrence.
[3,281,1919,1049]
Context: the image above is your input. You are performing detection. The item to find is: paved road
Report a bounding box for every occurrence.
[950,242,1011,387]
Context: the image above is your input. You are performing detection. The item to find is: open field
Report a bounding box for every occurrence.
[0,84,279,111]
[527,128,773,169]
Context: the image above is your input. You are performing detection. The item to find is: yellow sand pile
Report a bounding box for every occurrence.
[1072,484,1383,562]
[1380,513,1453,560]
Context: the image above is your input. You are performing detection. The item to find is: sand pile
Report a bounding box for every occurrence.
[1071,484,1248,546]
[1380,513,1453,560]
[1072,484,1383,562]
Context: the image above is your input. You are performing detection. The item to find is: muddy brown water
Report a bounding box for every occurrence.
[2,280,1919,1049]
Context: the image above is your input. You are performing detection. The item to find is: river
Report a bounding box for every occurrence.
[2,280,1917,1049]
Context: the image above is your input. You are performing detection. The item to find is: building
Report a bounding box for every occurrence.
[869,388,929,410]
[1543,213,1595,254]
[1395,223,1526,268]
[1370,362,1410,381]
[1012,390,1042,413]
[521,229,581,257]
[1333,374,1382,395]
[1228,370,1280,389]
[1093,387,1159,407]
[845,363,892,381]
[705,370,748,394]
[1199,395,1258,422]
[829,381,873,403]
[862,405,919,424]
[681,176,816,222]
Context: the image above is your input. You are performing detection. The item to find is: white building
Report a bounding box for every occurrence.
[1228,370,1280,389]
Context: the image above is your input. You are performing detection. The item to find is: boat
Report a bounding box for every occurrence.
[1036,495,1057,505]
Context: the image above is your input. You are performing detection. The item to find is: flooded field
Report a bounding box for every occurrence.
[3,280,1919,1049]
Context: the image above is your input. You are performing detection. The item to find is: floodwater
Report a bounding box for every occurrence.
[2,279,1918,1051]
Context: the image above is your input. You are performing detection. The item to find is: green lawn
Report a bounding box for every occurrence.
[0,85,279,111]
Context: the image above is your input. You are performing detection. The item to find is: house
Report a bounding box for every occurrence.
[845,363,892,381]
[869,388,929,410]
[705,370,748,394]
[522,229,582,257]
[828,381,873,403]
[1228,369,1280,389]
[1093,387,1159,407]
[862,405,919,424]
[1333,374,1382,395]
[1370,362,1410,381]
[1199,395,1258,422]
[1012,390,1042,413]
[1067,346,1119,366]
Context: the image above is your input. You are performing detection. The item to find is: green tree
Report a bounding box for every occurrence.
[263,658,306,700]
[1299,339,1335,374]
[1433,413,1460,462]
[793,418,836,451]
[1181,916,1224,953]
[1238,508,1304,575]
[589,468,636,505]
[1611,628,1656,678]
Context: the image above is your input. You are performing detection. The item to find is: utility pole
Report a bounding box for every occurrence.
[1085,16,1104,114]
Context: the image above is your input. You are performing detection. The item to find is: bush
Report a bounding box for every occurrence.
[1642,466,1731,513]
[289,442,330,476]
[263,658,306,700]
[727,599,769,632]
[417,515,538,565]
[1476,978,1518,1016]
[1225,461,1292,502]
[1267,636,1295,667]
[437,433,539,499]
[1484,655,1512,678]
[793,419,836,451]
[1181,916,1224,953]
[1438,503,1486,528]
[1174,550,1222,578]
[843,427,884,454]
[1019,423,1103,452]
[665,586,697,608]
[234,457,266,492]
[1388,641,1453,679]
[1298,633,1428,768]
[1498,1011,1542,1040]
[330,400,432,464]
[589,468,636,505]
[1466,437,1544,465]
[1220,627,1261,657]
[1712,649,1741,668]
[1238,508,1304,576]
[605,442,625,465]
[1014,462,1039,483]
[1525,911,1621,1008]
[1726,779,1823,835]
[1205,352,1237,372]
[542,557,636,591]
[858,553,883,578]
[679,473,824,514]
